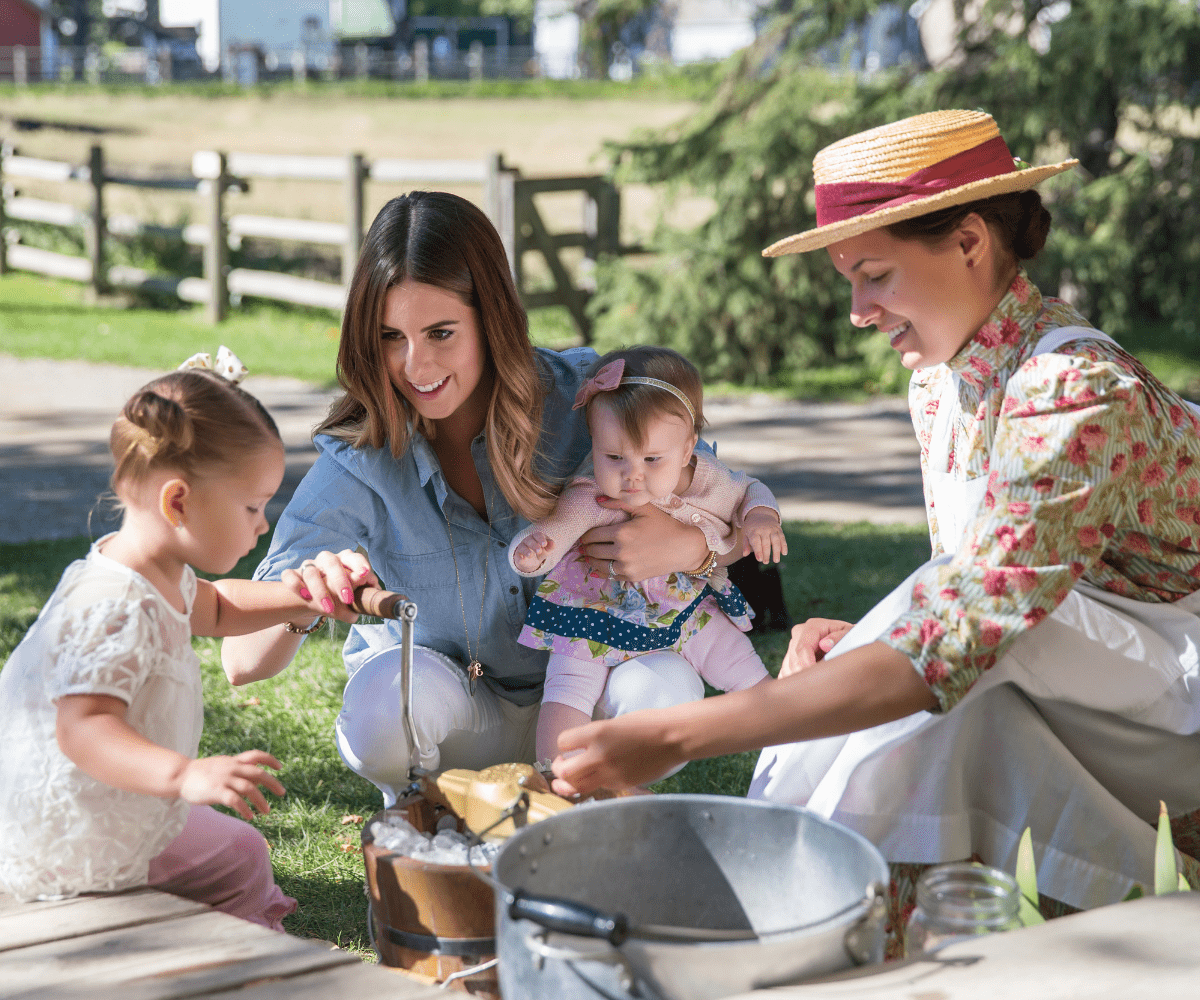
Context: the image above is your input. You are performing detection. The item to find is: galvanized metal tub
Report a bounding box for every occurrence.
[493,794,888,1000]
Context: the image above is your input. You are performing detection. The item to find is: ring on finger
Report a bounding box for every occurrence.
[608,559,618,579]
[299,559,317,570]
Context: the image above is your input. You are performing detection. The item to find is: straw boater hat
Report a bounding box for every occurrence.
[762,109,1078,257]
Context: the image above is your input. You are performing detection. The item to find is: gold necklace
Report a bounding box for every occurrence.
[442,488,493,696]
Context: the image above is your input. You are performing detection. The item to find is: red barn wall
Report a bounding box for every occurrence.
[0,1,43,48]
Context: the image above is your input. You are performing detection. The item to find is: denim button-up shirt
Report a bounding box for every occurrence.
[255,347,597,706]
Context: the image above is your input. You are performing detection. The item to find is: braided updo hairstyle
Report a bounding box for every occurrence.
[886,190,1052,279]
[109,369,280,491]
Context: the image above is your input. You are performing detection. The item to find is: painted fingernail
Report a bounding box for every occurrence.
[322,598,334,614]
[299,588,312,600]
[341,588,354,605]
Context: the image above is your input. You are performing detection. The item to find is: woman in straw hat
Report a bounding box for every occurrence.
[552,110,1200,929]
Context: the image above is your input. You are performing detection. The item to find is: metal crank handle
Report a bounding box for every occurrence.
[348,586,424,779]
[351,585,416,620]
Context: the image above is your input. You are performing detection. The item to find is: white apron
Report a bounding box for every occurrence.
[749,328,1200,908]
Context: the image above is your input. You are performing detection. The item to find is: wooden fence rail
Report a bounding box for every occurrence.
[0,144,635,338]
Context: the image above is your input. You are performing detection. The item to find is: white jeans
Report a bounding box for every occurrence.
[336,646,703,805]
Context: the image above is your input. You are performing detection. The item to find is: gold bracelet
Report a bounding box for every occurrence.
[285,615,327,635]
[689,549,719,577]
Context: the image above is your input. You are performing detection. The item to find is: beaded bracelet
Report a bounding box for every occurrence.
[285,615,327,635]
[689,549,719,578]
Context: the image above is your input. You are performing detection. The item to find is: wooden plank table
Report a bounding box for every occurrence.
[0,887,445,1000]
[726,892,1200,1000]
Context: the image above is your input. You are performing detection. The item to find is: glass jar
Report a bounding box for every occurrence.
[904,862,1022,956]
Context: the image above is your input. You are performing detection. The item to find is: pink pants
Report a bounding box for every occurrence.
[545,615,769,715]
[147,805,297,932]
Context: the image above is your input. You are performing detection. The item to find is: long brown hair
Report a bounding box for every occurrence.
[319,191,555,520]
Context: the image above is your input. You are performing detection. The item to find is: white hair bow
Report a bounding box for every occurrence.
[177,345,248,385]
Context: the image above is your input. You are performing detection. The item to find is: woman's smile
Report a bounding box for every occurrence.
[409,375,449,397]
[887,322,912,348]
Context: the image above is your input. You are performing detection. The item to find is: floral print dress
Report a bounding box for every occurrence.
[750,273,1200,952]
[883,271,1200,711]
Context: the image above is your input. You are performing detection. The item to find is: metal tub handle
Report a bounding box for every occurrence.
[522,930,640,995]
[843,881,888,966]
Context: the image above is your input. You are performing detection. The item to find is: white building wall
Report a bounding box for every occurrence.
[159,0,219,69]
[534,0,580,79]
[670,0,761,64]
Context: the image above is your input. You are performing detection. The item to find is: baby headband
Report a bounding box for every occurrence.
[572,359,697,423]
[177,345,248,385]
[762,110,1078,256]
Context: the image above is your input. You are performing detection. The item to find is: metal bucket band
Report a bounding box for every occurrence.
[383,922,496,957]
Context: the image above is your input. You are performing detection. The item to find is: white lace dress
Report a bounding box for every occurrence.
[0,539,203,901]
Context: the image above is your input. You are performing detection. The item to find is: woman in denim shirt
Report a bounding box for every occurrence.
[221,193,731,804]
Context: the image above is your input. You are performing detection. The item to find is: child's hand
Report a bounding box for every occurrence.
[743,509,788,564]
[285,549,378,622]
[513,531,554,573]
[179,750,285,821]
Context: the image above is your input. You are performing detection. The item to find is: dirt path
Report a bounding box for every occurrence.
[0,355,924,545]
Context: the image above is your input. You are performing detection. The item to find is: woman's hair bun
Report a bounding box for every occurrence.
[1013,189,1052,260]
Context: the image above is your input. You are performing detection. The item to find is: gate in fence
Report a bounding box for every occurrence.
[0,145,635,341]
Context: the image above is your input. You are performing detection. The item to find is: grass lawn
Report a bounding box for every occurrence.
[7,272,1200,400]
[0,519,929,958]
[0,273,582,385]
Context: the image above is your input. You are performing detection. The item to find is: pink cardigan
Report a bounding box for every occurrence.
[508,450,779,578]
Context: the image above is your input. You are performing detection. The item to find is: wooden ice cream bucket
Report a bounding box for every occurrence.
[362,792,499,997]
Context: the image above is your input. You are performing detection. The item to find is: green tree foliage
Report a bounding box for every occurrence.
[591,0,1200,387]
[942,0,1200,341]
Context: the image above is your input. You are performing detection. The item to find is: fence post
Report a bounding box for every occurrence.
[159,44,173,83]
[0,144,8,276]
[468,40,483,82]
[204,152,229,323]
[87,144,107,295]
[355,42,369,79]
[414,37,429,83]
[484,153,517,282]
[343,152,365,285]
[14,46,27,86]
[596,179,620,256]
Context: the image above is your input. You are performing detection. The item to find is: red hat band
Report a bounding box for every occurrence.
[813,135,1018,227]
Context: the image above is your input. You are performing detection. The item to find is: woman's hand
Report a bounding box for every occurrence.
[778,618,854,678]
[178,751,286,821]
[282,549,379,624]
[550,711,685,798]
[579,497,708,580]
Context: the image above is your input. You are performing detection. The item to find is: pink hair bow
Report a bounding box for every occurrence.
[572,359,625,410]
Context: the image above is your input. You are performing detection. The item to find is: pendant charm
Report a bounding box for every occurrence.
[467,660,483,695]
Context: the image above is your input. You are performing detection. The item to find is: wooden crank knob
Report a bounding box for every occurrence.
[352,586,414,620]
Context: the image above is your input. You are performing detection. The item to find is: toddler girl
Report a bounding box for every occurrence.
[509,346,787,763]
[0,359,361,928]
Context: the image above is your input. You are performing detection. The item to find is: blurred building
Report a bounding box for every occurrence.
[533,0,958,80]
[0,0,56,79]
[534,0,771,78]
[158,0,394,74]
